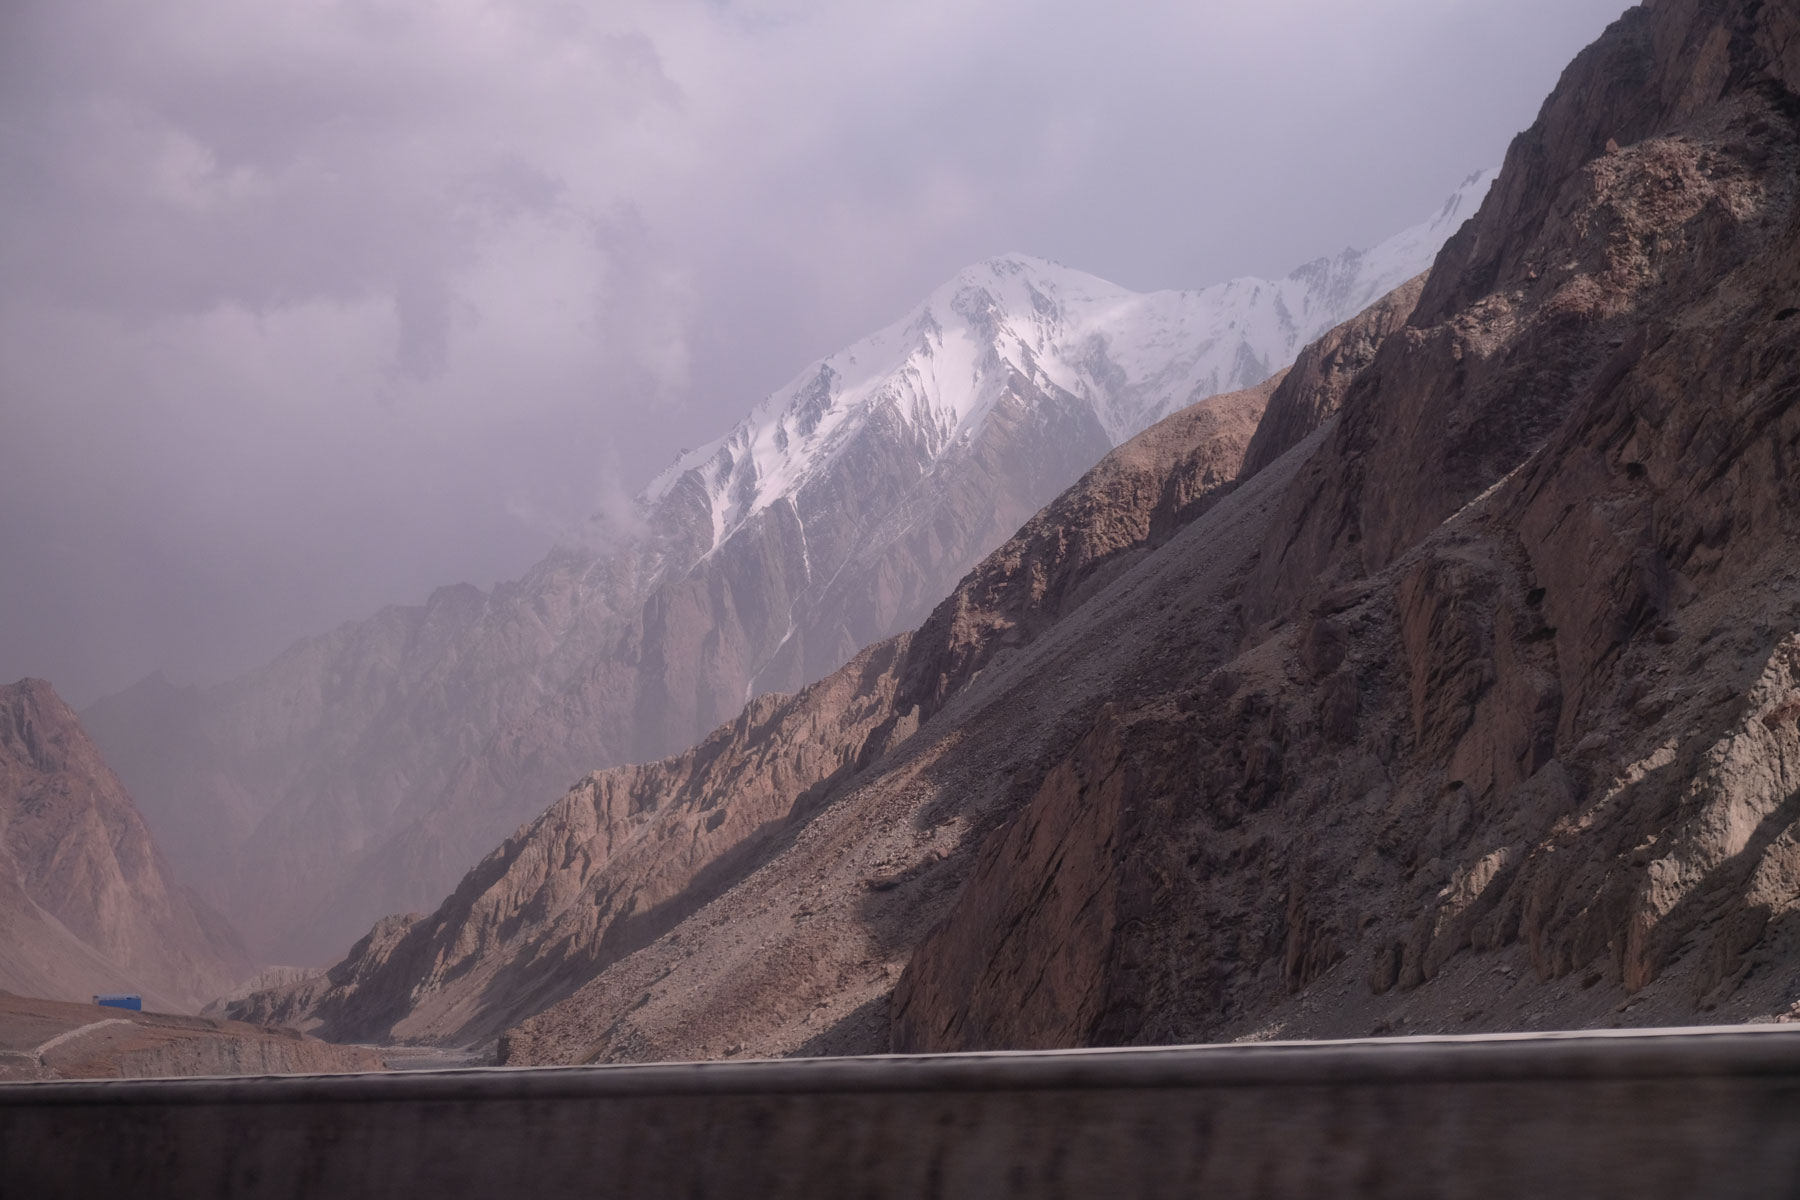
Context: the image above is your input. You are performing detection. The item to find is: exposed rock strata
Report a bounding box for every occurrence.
[0,680,248,1012]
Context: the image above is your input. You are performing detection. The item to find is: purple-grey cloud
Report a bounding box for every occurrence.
[0,0,1632,703]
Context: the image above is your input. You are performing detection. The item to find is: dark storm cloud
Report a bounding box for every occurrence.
[0,0,1631,703]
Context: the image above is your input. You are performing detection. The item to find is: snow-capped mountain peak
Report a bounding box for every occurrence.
[642,170,1497,561]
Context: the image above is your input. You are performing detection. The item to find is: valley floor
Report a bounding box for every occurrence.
[0,991,385,1081]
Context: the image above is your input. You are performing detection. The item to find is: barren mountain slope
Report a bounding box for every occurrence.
[892,0,1800,1051]
[84,187,1488,966]
[484,282,1423,1064]
[0,680,248,1012]
[254,289,1412,1056]
[497,419,1314,1064]
[220,367,1304,1048]
[1237,273,1426,478]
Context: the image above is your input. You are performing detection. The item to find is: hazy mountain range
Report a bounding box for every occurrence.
[0,679,246,1012]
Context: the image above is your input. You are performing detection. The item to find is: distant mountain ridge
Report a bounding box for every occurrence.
[84,178,1493,965]
[649,171,1494,560]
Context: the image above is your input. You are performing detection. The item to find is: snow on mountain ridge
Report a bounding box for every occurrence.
[642,170,1498,560]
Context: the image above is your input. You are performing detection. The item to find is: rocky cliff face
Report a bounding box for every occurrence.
[86,191,1484,966]
[0,680,249,1012]
[892,0,1800,1050]
[1237,275,1425,479]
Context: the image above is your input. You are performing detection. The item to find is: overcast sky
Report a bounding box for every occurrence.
[0,0,1630,705]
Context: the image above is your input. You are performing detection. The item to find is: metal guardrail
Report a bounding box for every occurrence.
[6,1027,1800,1197]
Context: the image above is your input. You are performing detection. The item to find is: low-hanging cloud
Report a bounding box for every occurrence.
[0,0,1631,703]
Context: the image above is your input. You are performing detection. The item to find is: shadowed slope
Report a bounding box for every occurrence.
[893,0,1800,1052]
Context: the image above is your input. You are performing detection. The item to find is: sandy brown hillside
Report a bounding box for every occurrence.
[0,679,249,1012]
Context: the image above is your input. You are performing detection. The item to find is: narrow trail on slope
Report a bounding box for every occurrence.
[31,1018,133,1064]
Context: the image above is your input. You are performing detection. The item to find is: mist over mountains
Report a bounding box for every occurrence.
[0,1,1624,715]
[82,182,1488,964]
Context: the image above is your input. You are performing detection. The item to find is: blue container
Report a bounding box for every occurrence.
[94,994,142,1012]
